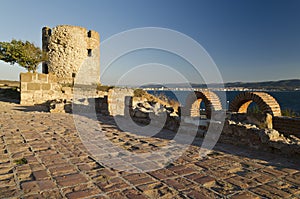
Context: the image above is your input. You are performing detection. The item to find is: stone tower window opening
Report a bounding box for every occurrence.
[88,49,92,57]
[87,30,92,38]
[43,63,49,74]
[48,29,52,36]
[45,45,50,52]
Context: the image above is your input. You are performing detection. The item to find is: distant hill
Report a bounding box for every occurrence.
[141,79,300,91]
[0,80,20,87]
[224,79,300,91]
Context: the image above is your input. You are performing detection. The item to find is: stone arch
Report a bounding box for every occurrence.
[229,92,281,116]
[184,91,223,119]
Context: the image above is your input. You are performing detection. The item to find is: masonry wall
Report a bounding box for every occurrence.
[20,73,72,105]
[107,88,134,116]
[273,116,300,138]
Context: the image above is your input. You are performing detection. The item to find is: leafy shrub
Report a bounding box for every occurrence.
[281,108,299,117]
[14,158,28,165]
[96,84,114,92]
[133,89,146,97]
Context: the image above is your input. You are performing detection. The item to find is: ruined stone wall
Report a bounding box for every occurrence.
[273,116,300,138]
[107,88,134,116]
[221,120,300,156]
[20,73,73,105]
[42,25,100,84]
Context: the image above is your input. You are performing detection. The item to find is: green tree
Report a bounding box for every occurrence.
[0,39,47,72]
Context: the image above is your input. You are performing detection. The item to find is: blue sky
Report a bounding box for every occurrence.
[0,0,299,84]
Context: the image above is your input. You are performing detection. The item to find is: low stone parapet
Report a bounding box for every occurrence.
[273,116,300,138]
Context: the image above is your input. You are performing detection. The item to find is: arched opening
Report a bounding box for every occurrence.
[229,92,281,116]
[184,91,223,119]
[238,100,265,114]
[190,98,207,118]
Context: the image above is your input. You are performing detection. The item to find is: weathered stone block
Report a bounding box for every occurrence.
[31,73,38,81]
[20,83,27,91]
[62,87,72,95]
[38,73,48,82]
[48,74,57,83]
[27,83,41,90]
[20,73,33,82]
[41,83,51,90]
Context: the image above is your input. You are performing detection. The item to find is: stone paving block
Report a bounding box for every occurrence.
[23,155,39,163]
[29,163,45,172]
[90,195,107,199]
[193,175,216,188]
[259,166,287,178]
[0,186,19,198]
[230,191,260,199]
[252,171,275,184]
[55,173,88,187]
[86,168,117,181]
[32,170,50,180]
[147,168,176,180]
[137,182,179,199]
[123,173,156,186]
[63,183,102,199]
[37,180,57,190]
[0,166,13,175]
[106,191,126,199]
[185,173,206,181]
[30,143,51,152]
[164,177,195,190]
[21,181,40,194]
[0,176,16,187]
[132,161,161,171]
[17,170,33,182]
[182,186,220,199]
[167,164,198,175]
[48,164,77,177]
[40,154,67,166]
[240,161,264,171]
[194,158,221,170]
[250,185,290,198]
[267,180,300,196]
[225,175,258,189]
[280,167,300,175]
[283,172,300,186]
[205,166,237,179]
[96,177,130,192]
[69,156,90,164]
[0,154,10,163]
[210,180,240,196]
[23,193,44,199]
[40,189,63,199]
[7,143,29,153]
[77,162,99,171]
[0,173,14,181]
[122,189,148,199]
[35,149,58,157]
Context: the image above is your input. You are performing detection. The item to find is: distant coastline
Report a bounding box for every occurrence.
[141,79,300,91]
[1,78,300,91]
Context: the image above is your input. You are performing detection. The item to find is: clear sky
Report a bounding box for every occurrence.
[0,0,299,84]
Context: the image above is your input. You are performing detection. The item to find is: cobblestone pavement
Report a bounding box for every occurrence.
[0,101,299,199]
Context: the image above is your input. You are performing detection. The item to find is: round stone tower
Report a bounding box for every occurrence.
[42,25,100,85]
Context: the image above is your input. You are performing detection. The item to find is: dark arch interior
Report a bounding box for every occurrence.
[246,101,263,114]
